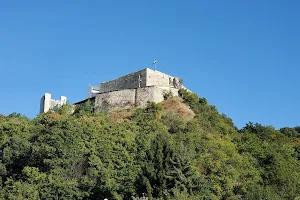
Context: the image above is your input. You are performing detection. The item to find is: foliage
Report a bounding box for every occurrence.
[54,102,74,115]
[135,133,203,199]
[162,90,174,100]
[162,111,185,134]
[0,91,299,199]
[280,126,300,138]
[74,100,94,115]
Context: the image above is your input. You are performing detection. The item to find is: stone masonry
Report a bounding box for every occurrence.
[40,93,67,113]
[41,68,186,113]
[75,68,184,112]
[98,68,175,93]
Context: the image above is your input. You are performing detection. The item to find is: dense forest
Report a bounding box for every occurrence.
[0,89,299,200]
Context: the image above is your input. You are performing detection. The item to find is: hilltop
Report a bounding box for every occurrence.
[0,89,300,200]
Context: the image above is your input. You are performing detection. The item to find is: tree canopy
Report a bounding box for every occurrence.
[0,91,299,199]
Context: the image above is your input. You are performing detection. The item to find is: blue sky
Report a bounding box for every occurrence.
[0,1,299,129]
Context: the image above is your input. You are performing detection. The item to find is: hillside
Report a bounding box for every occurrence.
[0,89,299,200]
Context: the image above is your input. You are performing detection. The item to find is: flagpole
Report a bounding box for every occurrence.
[153,60,157,70]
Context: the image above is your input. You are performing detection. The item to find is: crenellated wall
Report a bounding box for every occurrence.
[40,93,67,113]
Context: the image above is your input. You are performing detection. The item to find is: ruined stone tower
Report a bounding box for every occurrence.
[40,93,67,113]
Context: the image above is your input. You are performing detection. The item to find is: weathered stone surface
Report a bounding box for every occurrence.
[146,68,173,87]
[93,86,180,112]
[98,68,176,93]
[52,68,189,114]
[94,89,136,112]
[40,93,67,113]
[99,69,147,93]
[173,77,181,89]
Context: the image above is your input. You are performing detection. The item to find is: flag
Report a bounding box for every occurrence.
[153,60,157,65]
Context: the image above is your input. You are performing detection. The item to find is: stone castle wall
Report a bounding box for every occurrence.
[94,86,179,112]
[94,89,136,112]
[99,69,147,93]
[146,69,173,87]
[40,68,186,114]
[98,68,175,93]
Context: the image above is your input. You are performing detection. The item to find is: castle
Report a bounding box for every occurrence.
[40,68,186,113]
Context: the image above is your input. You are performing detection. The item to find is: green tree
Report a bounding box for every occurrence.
[136,133,203,199]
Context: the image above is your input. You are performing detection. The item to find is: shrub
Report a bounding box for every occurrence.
[162,111,185,133]
[163,90,174,100]
[74,100,94,115]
